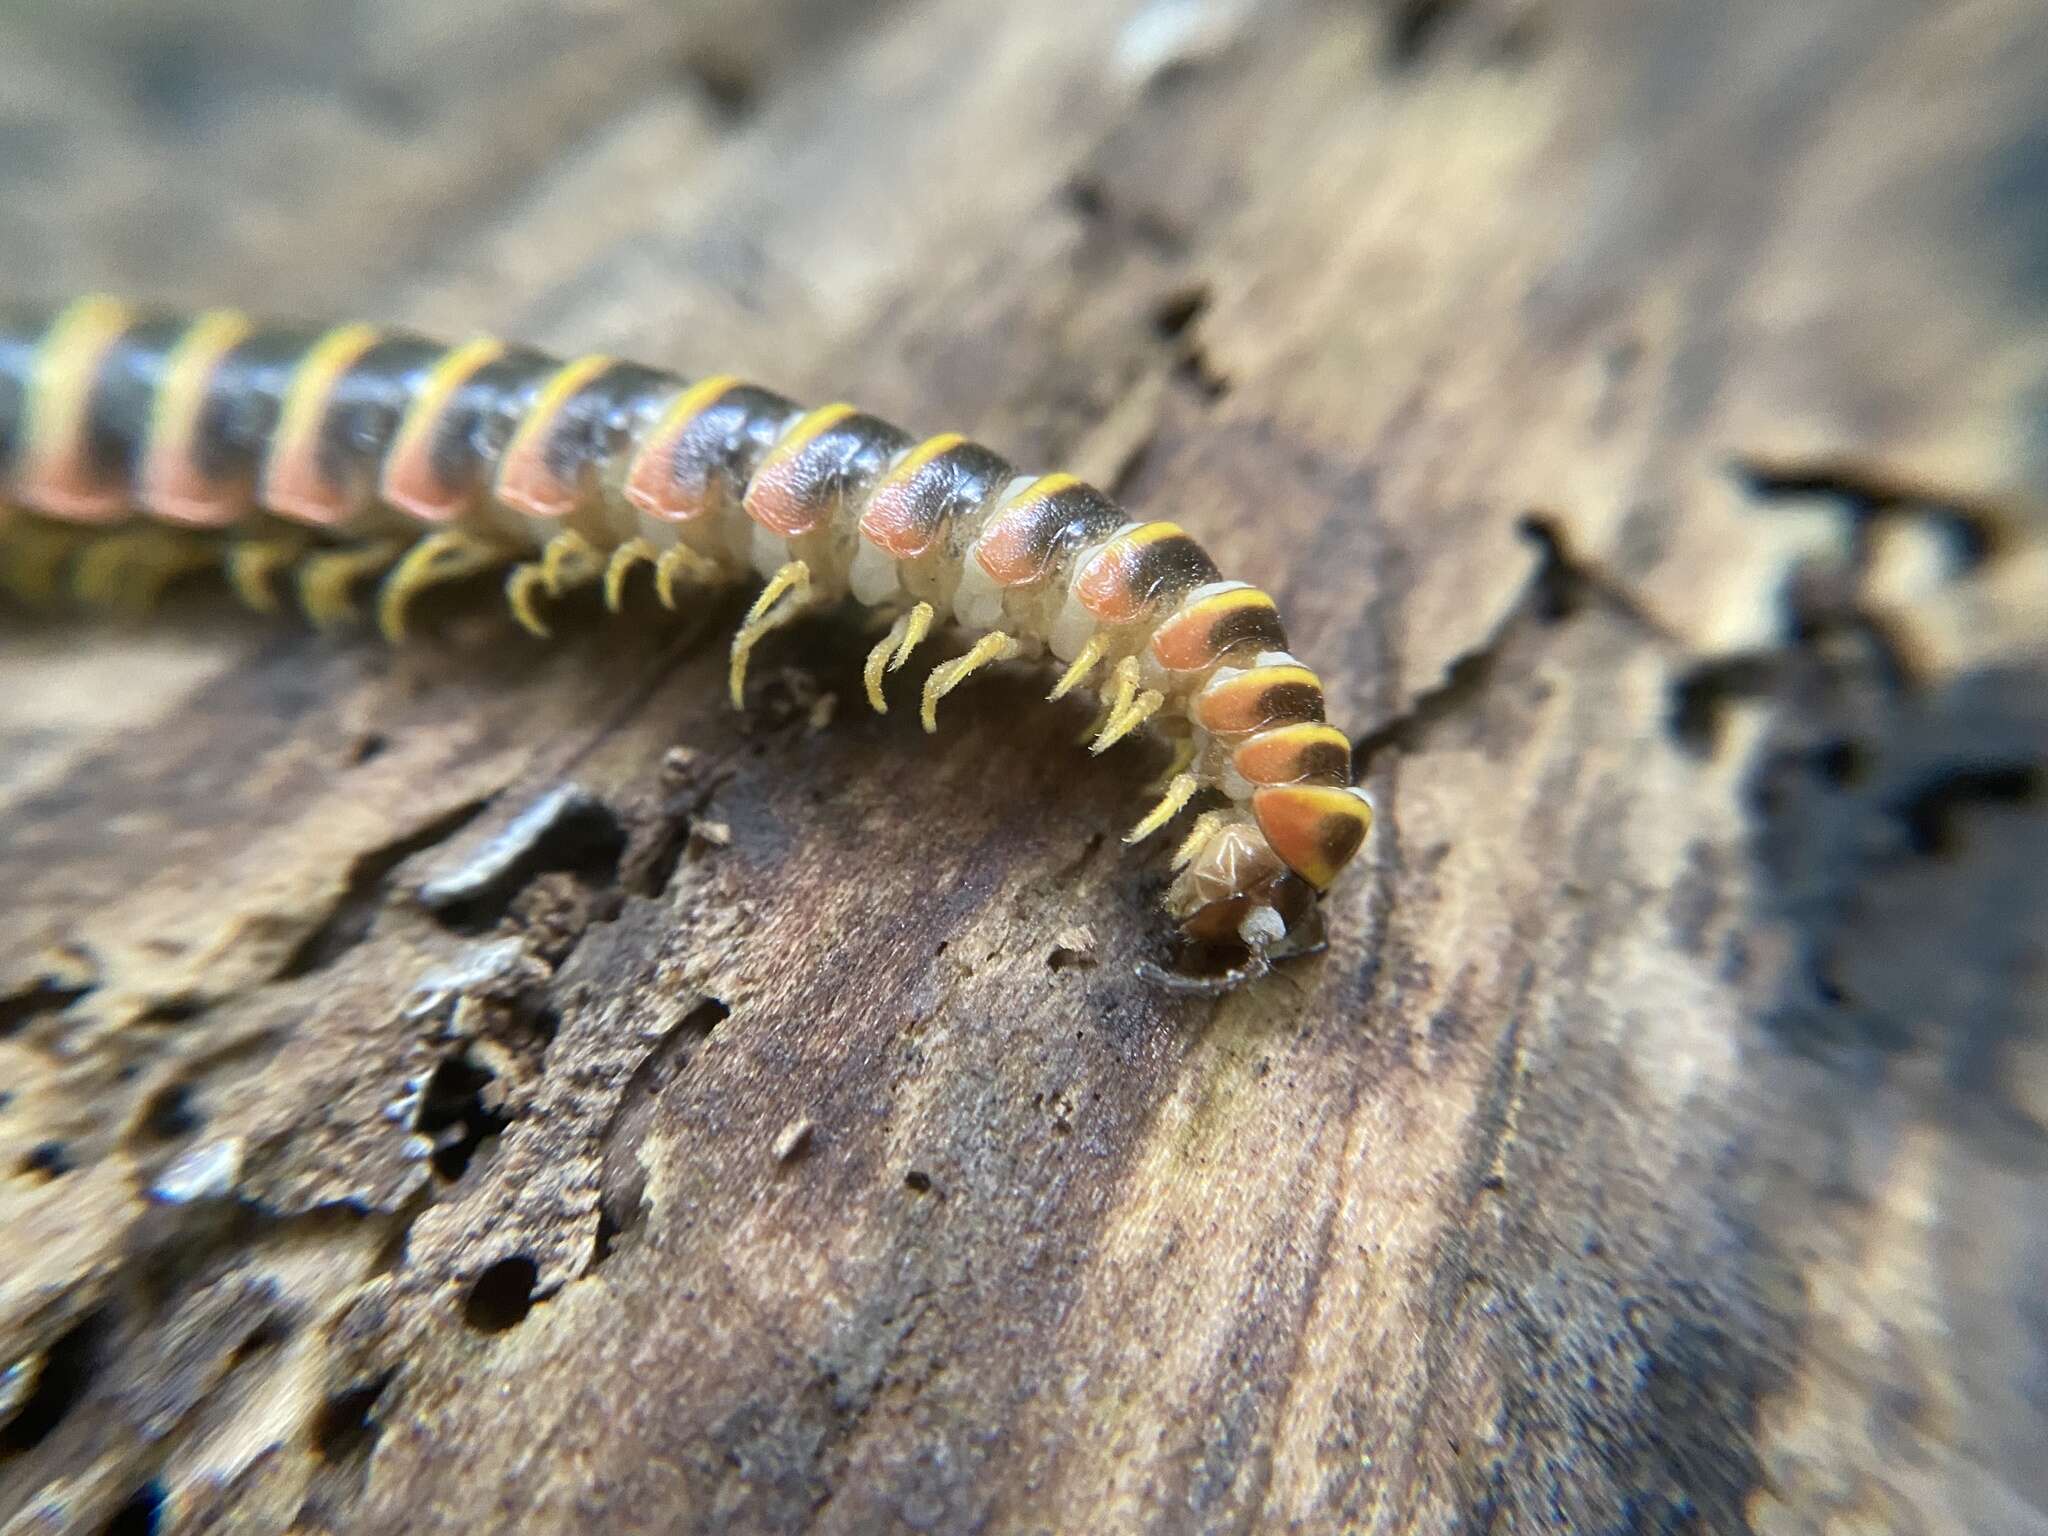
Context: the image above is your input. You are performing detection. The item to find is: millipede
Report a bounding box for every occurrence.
[0,296,1374,988]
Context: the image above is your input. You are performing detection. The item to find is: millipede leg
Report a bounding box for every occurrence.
[375,531,509,641]
[1048,634,1106,702]
[1077,691,1116,748]
[225,536,312,613]
[506,564,553,638]
[603,538,657,611]
[921,630,1021,733]
[1085,656,1143,752]
[298,540,407,629]
[893,602,935,668]
[1092,686,1165,754]
[506,532,605,639]
[1172,811,1228,871]
[655,543,721,611]
[744,559,811,626]
[539,530,602,593]
[862,601,935,713]
[862,628,901,713]
[70,527,220,615]
[729,559,813,707]
[1125,772,1199,845]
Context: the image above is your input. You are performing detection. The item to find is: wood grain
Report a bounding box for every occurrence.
[2,0,2045,1531]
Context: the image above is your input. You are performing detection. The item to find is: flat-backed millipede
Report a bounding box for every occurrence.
[0,296,1373,986]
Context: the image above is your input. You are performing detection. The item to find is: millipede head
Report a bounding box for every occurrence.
[1164,815,1320,953]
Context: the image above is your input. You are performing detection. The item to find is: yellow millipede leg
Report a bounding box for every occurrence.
[1091,686,1165,755]
[69,527,220,615]
[655,543,722,611]
[1077,692,1115,748]
[505,532,607,639]
[1172,811,1228,871]
[1125,772,1199,845]
[225,536,312,613]
[1048,634,1106,702]
[603,538,657,612]
[505,563,553,638]
[1075,659,1133,745]
[743,559,810,627]
[861,601,935,713]
[729,560,812,707]
[862,628,900,713]
[892,601,935,669]
[1093,655,1139,739]
[1086,655,1167,752]
[297,540,407,629]
[375,530,511,641]
[539,530,601,594]
[921,630,1022,733]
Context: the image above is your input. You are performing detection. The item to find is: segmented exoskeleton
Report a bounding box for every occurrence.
[0,297,1374,983]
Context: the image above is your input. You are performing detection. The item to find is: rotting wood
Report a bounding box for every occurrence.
[2,0,2046,1532]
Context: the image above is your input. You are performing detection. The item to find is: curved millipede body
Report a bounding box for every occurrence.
[0,297,1374,980]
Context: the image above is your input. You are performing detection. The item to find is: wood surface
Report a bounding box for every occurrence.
[2,0,2046,1531]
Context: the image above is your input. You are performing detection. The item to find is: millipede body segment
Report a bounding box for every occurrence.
[0,296,1374,977]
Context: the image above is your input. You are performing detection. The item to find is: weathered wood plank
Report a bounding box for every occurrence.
[2,0,2045,1532]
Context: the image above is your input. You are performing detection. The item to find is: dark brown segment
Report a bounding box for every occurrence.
[661,381,799,520]
[1251,784,1372,889]
[313,334,446,497]
[973,474,1126,587]
[1255,680,1325,725]
[539,362,682,483]
[1294,738,1353,782]
[1204,598,1288,658]
[82,315,187,489]
[1125,533,1219,604]
[1193,663,1328,735]
[857,436,1014,559]
[497,358,687,520]
[744,406,916,537]
[1155,593,1277,675]
[1232,724,1354,787]
[425,346,557,493]
[193,327,326,485]
[1075,523,1223,622]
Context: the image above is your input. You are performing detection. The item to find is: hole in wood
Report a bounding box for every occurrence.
[0,1308,108,1456]
[416,1048,512,1182]
[99,1479,165,1536]
[0,976,92,1037]
[228,1314,292,1368]
[137,1083,202,1142]
[311,1371,395,1461]
[16,1141,72,1180]
[463,1257,539,1333]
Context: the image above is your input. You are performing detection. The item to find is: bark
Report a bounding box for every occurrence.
[1,0,2045,1531]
